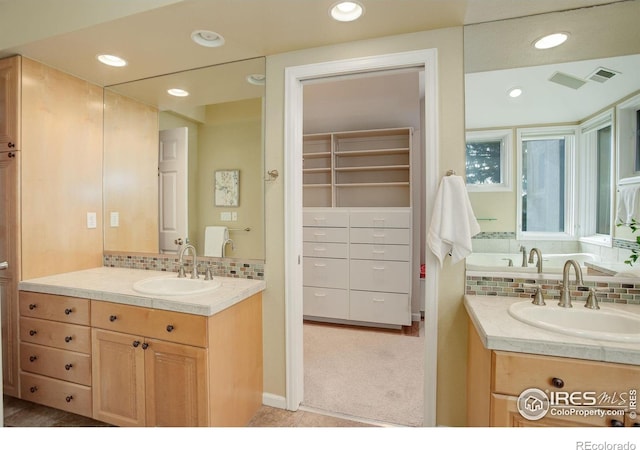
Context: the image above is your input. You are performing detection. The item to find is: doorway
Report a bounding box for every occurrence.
[284,49,441,426]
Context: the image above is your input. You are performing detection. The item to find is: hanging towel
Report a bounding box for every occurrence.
[204,226,229,257]
[616,185,640,225]
[427,175,481,267]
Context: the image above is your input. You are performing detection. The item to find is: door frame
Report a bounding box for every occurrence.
[283,49,441,426]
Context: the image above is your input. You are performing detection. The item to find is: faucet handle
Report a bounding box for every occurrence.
[523,283,545,306]
[177,264,186,278]
[585,288,601,310]
[204,265,213,281]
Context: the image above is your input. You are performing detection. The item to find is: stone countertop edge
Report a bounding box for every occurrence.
[464,294,640,366]
[18,267,266,317]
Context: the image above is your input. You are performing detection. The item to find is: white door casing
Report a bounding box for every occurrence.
[158,127,188,254]
[283,49,440,426]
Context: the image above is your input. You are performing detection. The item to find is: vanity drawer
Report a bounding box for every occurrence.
[303,210,349,227]
[20,317,91,353]
[493,351,640,397]
[20,291,90,326]
[350,243,410,261]
[303,227,348,243]
[349,291,410,326]
[303,287,349,320]
[21,372,92,418]
[303,257,349,289]
[349,228,410,245]
[303,242,348,259]
[91,301,207,347]
[349,210,411,228]
[21,342,91,386]
[350,260,410,294]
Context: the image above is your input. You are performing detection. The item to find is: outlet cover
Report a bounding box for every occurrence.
[231,212,237,221]
[87,212,97,229]
[110,212,119,227]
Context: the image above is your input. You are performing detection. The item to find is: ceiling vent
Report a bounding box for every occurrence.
[548,71,587,90]
[587,67,620,83]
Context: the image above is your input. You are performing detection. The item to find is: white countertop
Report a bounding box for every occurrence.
[464,294,640,366]
[18,267,266,316]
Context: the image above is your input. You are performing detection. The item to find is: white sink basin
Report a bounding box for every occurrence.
[508,301,640,343]
[133,276,221,296]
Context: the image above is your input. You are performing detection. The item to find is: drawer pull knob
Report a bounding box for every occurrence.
[30,386,38,393]
[132,340,140,347]
[141,343,149,350]
[314,263,326,268]
[109,315,117,322]
[314,293,327,298]
[373,234,386,238]
[65,395,73,403]
[29,355,38,362]
[610,419,624,427]
[29,329,37,336]
[166,325,174,332]
[373,298,385,302]
[551,377,565,388]
[64,336,73,343]
[65,364,73,371]
[64,308,73,315]
[372,266,385,270]
[28,304,37,310]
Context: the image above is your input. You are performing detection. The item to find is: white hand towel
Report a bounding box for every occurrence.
[616,185,640,225]
[204,226,229,257]
[427,175,481,267]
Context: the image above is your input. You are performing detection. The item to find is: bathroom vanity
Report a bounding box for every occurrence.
[465,295,640,427]
[16,267,266,427]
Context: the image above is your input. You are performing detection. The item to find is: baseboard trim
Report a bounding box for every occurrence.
[262,392,288,410]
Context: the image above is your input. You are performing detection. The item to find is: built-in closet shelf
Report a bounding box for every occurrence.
[335,182,410,187]
[303,152,332,159]
[335,165,410,172]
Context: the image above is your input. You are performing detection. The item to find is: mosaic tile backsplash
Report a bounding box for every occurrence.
[103,252,264,280]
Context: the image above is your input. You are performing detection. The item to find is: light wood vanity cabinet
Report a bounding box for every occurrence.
[467,321,640,427]
[0,55,21,151]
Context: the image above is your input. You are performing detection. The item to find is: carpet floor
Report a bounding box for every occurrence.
[302,321,424,427]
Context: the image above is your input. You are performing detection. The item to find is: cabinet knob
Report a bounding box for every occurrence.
[141,343,149,350]
[166,325,174,332]
[64,308,73,315]
[132,340,140,347]
[65,395,73,403]
[65,363,73,371]
[28,303,37,310]
[8,142,15,148]
[610,419,625,427]
[29,355,37,362]
[109,315,117,322]
[29,329,37,336]
[64,336,73,343]
[551,377,564,388]
[7,152,15,158]
[30,386,38,393]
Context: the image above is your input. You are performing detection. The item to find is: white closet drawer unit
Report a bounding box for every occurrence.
[303,227,348,243]
[303,210,349,227]
[350,260,410,294]
[303,287,349,320]
[303,257,349,289]
[303,242,348,259]
[349,228,410,245]
[349,243,410,261]
[349,291,410,326]
[349,210,411,228]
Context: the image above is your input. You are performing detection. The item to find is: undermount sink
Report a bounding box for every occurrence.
[133,276,221,296]
[508,301,640,343]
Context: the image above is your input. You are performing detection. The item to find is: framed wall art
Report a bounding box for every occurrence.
[214,169,239,206]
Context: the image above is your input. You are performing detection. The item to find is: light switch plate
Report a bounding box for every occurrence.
[110,212,119,227]
[87,212,97,229]
[220,212,232,221]
[231,212,237,221]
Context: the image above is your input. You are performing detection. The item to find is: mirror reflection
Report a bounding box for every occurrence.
[464,2,640,275]
[103,57,265,261]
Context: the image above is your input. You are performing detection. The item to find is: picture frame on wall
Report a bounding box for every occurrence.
[214,169,240,207]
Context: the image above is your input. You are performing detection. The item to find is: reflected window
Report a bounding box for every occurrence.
[465,129,512,192]
[596,126,612,235]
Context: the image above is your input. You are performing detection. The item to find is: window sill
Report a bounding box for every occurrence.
[580,235,613,248]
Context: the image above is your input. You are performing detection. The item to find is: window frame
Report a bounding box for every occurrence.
[616,92,640,184]
[465,129,513,192]
[516,126,577,241]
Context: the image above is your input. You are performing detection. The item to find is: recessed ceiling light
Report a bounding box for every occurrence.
[246,74,266,86]
[167,88,189,97]
[533,32,569,50]
[508,87,523,98]
[97,54,127,67]
[330,1,364,22]
[191,30,225,48]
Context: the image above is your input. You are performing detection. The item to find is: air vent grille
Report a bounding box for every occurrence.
[588,67,620,83]
[548,71,587,90]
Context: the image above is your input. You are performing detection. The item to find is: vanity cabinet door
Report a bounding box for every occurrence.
[0,56,20,151]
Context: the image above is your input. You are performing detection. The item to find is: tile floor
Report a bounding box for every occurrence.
[3,395,374,427]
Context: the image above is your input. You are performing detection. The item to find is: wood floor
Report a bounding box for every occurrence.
[3,395,374,427]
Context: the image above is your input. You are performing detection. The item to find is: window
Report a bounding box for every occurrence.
[465,129,512,191]
[517,127,576,239]
[616,93,640,183]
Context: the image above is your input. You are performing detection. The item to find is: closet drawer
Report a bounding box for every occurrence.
[20,342,91,386]
[21,372,92,418]
[350,228,410,245]
[350,243,410,261]
[303,287,349,320]
[349,291,410,326]
[303,227,349,243]
[350,210,411,228]
[20,317,91,353]
[303,210,349,227]
[20,291,90,326]
[303,242,348,259]
[350,260,410,293]
[303,258,349,289]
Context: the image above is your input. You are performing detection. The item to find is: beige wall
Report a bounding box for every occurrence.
[263,26,466,426]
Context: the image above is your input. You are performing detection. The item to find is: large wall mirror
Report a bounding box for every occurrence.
[103,57,266,261]
[464,1,640,274]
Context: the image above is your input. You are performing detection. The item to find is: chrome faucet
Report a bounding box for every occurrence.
[178,243,199,279]
[519,245,528,267]
[528,248,543,273]
[559,259,584,308]
[222,238,235,258]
